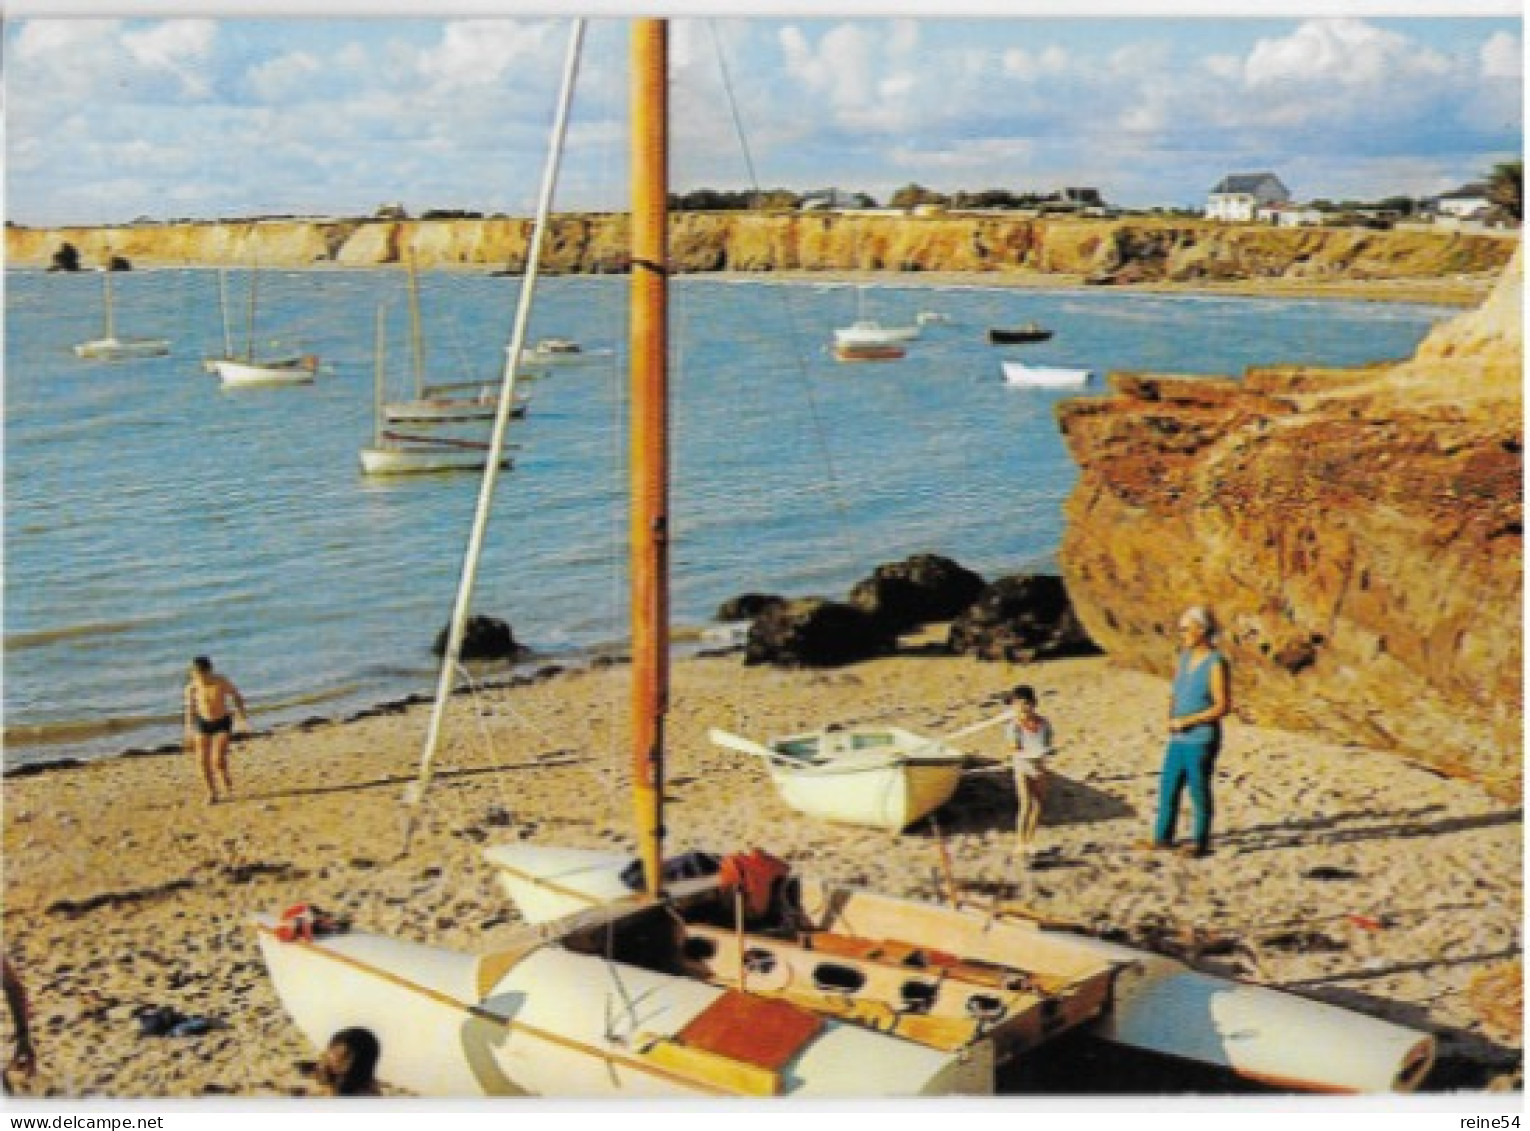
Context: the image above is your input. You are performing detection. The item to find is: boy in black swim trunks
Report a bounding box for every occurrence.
[184,656,249,804]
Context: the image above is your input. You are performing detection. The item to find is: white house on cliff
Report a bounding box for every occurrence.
[1206,173,1291,221]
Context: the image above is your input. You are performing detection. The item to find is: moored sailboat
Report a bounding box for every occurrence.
[381,259,531,425]
[73,271,171,361]
[358,305,512,477]
[209,261,319,387]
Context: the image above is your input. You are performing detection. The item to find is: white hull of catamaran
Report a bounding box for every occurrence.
[483,846,1437,1094]
[1061,934,1436,1093]
[254,913,989,1097]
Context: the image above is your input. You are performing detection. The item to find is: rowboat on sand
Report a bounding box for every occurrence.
[708,725,967,832]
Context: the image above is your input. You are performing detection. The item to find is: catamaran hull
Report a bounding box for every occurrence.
[214,357,317,387]
[255,915,990,1097]
[74,338,171,360]
[768,759,962,831]
[483,846,1437,1094]
[1062,937,1436,1093]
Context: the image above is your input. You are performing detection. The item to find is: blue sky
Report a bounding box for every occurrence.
[5,12,1522,226]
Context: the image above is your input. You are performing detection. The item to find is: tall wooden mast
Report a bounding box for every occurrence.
[630,18,669,900]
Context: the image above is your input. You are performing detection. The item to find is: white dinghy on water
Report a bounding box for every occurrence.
[256,22,996,1098]
[1002,358,1092,388]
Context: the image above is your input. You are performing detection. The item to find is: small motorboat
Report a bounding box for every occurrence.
[519,338,611,368]
[988,323,1053,345]
[1001,359,1092,388]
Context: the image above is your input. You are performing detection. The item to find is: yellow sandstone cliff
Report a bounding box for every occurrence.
[6,214,1516,287]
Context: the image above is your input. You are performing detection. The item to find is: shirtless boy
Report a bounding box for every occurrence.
[184,656,249,804]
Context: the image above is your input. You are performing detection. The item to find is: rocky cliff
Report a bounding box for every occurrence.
[6,215,1516,286]
[1055,250,1522,797]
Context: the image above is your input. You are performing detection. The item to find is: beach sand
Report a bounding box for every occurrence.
[1,642,1520,1099]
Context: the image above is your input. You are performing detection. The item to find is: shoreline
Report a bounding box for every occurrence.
[1,644,1520,1098]
[8,261,1495,308]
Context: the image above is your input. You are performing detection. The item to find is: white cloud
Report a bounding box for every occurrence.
[415,18,561,92]
[1002,45,1069,81]
[122,18,217,97]
[248,51,322,102]
[889,136,1035,172]
[1481,31,1522,80]
[1244,18,1449,91]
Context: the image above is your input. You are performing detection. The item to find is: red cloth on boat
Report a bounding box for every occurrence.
[718,849,791,919]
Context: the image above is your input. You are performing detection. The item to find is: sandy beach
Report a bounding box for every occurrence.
[1,638,1520,1100]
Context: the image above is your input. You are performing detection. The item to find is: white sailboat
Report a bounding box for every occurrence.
[259,18,1437,1099]
[359,306,513,477]
[210,262,318,387]
[833,287,920,348]
[73,271,171,360]
[382,260,531,425]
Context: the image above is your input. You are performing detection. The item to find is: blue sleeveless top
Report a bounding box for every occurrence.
[1171,648,1226,746]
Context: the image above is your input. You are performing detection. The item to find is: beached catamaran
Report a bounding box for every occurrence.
[258,17,1436,1097]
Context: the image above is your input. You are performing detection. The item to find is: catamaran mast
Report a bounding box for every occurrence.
[630,19,670,901]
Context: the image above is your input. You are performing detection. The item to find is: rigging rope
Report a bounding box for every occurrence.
[403,19,588,849]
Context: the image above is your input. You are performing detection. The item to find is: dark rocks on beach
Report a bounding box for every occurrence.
[848,553,986,635]
[716,593,784,621]
[744,597,897,668]
[947,574,1100,663]
[432,614,523,661]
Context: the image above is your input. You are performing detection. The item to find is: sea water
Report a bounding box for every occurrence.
[3,267,1450,767]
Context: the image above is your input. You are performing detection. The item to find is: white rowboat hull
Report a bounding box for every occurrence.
[768,757,961,831]
[1001,360,1092,388]
[762,726,966,831]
